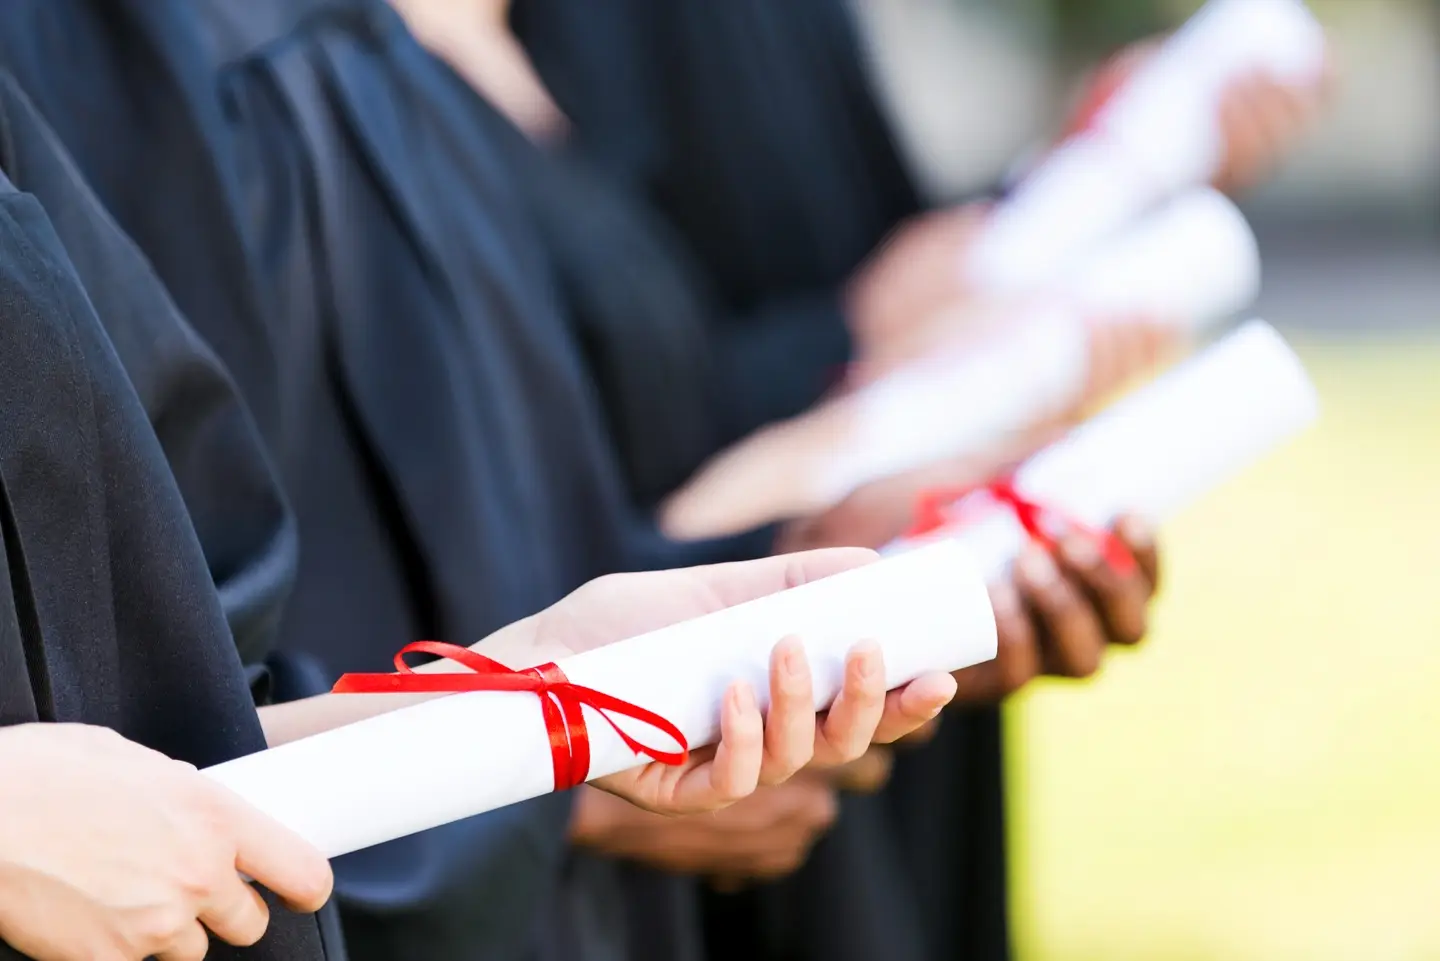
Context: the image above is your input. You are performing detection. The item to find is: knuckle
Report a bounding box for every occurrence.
[810,792,839,830]
[1000,656,1036,696]
[133,906,191,951]
[1070,643,1105,679]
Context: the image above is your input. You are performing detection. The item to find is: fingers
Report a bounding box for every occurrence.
[1115,515,1161,592]
[197,875,270,947]
[989,580,1043,695]
[674,682,764,812]
[153,921,211,961]
[759,638,817,785]
[1056,535,1149,647]
[1015,546,1106,679]
[812,642,886,766]
[950,581,1041,703]
[1215,72,1324,193]
[824,747,895,794]
[221,789,333,915]
[868,672,954,744]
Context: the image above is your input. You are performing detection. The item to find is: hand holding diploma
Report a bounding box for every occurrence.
[663,189,1256,542]
[780,450,1162,705]
[0,724,332,961]
[469,550,962,813]
[213,547,987,857]
[1074,28,1332,196]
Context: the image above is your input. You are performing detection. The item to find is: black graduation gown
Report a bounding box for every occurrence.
[3,3,776,960]
[0,5,573,958]
[483,118,798,961]
[515,3,1012,960]
[211,7,780,960]
[0,74,335,961]
[514,0,877,445]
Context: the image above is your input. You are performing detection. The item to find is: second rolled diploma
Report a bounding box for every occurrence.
[662,188,1261,540]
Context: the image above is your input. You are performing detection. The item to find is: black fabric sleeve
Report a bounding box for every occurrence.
[711,291,853,446]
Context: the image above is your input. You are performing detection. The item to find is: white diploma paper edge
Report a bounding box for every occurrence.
[968,0,1324,295]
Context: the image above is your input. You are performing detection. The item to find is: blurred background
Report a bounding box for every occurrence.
[853,1,1440,959]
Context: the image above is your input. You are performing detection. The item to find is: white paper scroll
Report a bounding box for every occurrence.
[661,189,1259,540]
[886,321,1319,578]
[967,0,1325,295]
[205,542,997,858]
[821,188,1259,499]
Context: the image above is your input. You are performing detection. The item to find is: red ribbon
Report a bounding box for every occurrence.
[905,478,1136,577]
[331,641,689,791]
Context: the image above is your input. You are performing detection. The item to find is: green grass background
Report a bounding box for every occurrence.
[1011,338,1440,961]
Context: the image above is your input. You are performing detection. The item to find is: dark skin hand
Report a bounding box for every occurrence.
[951,515,1159,703]
[783,454,1162,709]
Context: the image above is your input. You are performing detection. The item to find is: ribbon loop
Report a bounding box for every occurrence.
[332,642,689,791]
[906,477,1136,576]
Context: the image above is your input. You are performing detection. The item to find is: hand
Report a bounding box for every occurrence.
[777,424,1064,553]
[1212,66,1331,194]
[1067,36,1331,195]
[570,777,839,884]
[844,206,988,373]
[950,515,1161,704]
[808,746,895,795]
[1074,316,1185,417]
[475,550,957,815]
[0,724,332,961]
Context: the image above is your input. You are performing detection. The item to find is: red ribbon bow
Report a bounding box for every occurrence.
[331,641,689,791]
[905,478,1136,576]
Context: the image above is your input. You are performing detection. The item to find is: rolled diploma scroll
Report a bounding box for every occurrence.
[205,541,997,858]
[885,321,1319,578]
[821,188,1259,502]
[968,0,1325,295]
[661,189,1257,540]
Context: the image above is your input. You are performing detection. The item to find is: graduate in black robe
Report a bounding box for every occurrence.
[0,72,339,961]
[0,4,776,960]
[513,3,1013,960]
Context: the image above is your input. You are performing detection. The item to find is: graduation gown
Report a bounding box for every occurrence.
[515,2,1012,959]
[0,73,336,961]
[4,3,774,959]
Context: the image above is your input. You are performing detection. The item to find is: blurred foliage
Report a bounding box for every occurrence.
[1045,0,1178,56]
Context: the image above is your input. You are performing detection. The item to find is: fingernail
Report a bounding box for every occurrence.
[1018,547,1058,587]
[1061,535,1100,569]
[988,583,1019,616]
[733,682,757,713]
[1119,516,1154,550]
[783,643,808,681]
[851,641,881,680]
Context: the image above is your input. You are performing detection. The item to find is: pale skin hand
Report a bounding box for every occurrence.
[474,551,957,813]
[843,205,989,377]
[0,724,332,961]
[1070,36,1333,195]
[258,550,957,817]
